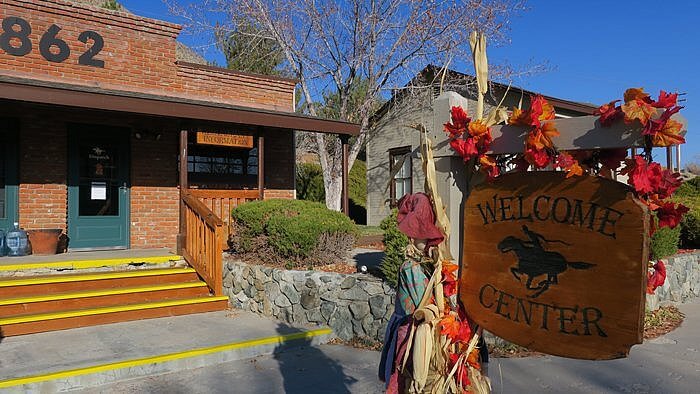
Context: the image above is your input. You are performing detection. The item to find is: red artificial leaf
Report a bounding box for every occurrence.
[646,260,667,294]
[450,137,479,162]
[555,152,575,169]
[622,156,662,196]
[657,170,682,199]
[448,353,471,388]
[508,95,555,127]
[524,148,551,169]
[444,106,471,138]
[530,95,556,122]
[656,202,689,229]
[652,91,678,109]
[442,263,459,297]
[479,155,500,180]
[594,100,622,126]
[440,313,472,344]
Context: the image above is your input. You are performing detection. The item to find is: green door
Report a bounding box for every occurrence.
[0,119,18,233]
[68,125,130,250]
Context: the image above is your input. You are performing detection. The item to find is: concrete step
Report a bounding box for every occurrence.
[0,251,184,278]
[0,311,334,393]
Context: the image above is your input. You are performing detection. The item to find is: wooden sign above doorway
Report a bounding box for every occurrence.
[460,172,649,360]
[196,132,254,148]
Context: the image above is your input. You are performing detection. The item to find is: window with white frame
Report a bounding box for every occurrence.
[389,146,412,207]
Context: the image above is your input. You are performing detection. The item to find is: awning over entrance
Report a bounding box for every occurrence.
[0,75,358,216]
[0,76,360,136]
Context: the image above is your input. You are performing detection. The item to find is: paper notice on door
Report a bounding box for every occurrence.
[91,182,107,200]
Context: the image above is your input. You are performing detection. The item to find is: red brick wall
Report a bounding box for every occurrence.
[175,63,295,112]
[0,0,296,112]
[0,0,179,94]
[17,114,68,230]
[129,131,179,249]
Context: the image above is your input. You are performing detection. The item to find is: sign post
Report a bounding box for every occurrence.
[460,171,649,360]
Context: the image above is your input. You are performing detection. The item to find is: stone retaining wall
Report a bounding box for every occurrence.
[223,260,396,341]
[646,251,700,310]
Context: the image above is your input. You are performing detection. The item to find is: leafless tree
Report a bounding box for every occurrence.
[169,0,527,210]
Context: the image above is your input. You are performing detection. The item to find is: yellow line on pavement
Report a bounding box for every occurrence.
[0,328,333,388]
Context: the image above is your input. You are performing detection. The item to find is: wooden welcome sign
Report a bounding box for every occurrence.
[460,172,649,360]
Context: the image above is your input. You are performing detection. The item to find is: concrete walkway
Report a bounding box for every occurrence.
[76,344,384,394]
[72,299,700,394]
[489,300,700,393]
[0,311,331,392]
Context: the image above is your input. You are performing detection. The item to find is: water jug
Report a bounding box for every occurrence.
[6,222,30,257]
[0,229,6,257]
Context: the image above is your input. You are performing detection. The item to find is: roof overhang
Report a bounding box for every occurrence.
[0,76,360,136]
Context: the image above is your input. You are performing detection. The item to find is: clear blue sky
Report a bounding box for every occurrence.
[120,0,698,166]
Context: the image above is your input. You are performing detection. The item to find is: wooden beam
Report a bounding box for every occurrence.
[258,134,265,200]
[178,129,188,255]
[341,135,350,216]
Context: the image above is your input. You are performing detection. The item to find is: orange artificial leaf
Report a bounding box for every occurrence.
[508,107,529,126]
[565,161,584,178]
[532,95,556,121]
[467,347,481,369]
[540,122,560,148]
[652,119,686,147]
[623,87,651,103]
[440,314,461,340]
[468,119,491,140]
[442,263,459,297]
[621,100,656,126]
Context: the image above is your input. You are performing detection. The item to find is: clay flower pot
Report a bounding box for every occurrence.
[26,229,63,255]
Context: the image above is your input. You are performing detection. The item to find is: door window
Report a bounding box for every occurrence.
[78,143,120,216]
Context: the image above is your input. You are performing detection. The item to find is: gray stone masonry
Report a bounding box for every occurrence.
[224,260,396,341]
[646,251,700,310]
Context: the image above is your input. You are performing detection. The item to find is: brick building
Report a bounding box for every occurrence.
[0,0,358,251]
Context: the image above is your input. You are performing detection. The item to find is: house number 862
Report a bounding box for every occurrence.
[0,16,105,68]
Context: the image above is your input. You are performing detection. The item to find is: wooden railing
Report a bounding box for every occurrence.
[188,189,260,244]
[182,193,224,296]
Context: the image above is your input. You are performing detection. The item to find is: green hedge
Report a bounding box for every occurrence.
[378,210,409,287]
[650,225,681,260]
[230,199,356,268]
[674,177,700,249]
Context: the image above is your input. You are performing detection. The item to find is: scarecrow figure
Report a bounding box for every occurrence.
[379,193,442,392]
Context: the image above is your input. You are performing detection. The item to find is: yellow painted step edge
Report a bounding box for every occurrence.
[0,281,208,306]
[0,296,229,325]
[0,327,333,389]
[0,267,196,288]
[0,255,182,272]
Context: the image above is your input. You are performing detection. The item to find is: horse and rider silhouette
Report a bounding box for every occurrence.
[497,225,595,298]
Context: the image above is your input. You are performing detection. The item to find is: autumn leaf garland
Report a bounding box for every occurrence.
[594,87,685,147]
[596,88,688,233]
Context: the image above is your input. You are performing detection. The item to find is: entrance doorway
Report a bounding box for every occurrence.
[68,125,130,250]
[0,119,18,232]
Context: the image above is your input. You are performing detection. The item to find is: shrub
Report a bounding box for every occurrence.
[230,199,356,269]
[378,210,409,287]
[650,225,681,259]
[674,177,700,249]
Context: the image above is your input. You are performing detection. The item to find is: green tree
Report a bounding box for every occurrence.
[215,18,285,76]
